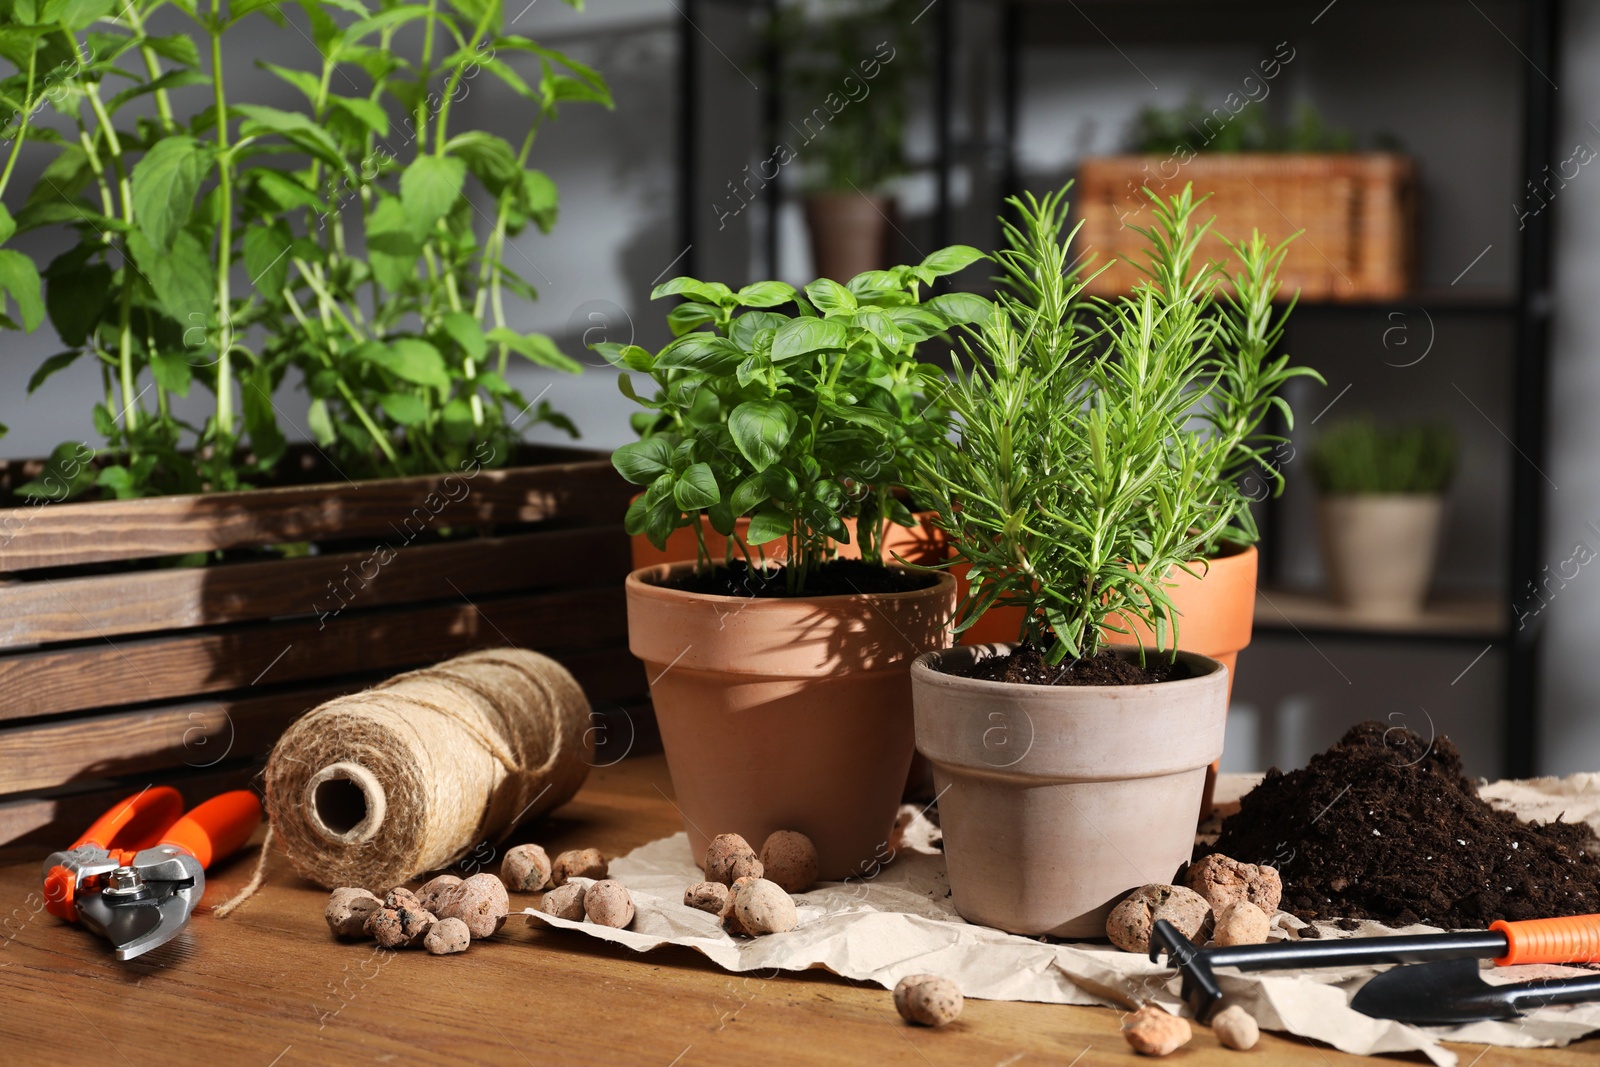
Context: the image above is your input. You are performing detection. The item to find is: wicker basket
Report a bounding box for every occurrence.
[1075,153,1417,301]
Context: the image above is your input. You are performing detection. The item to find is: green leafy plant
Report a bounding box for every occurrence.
[606,246,990,595]
[912,185,1315,664]
[1311,418,1456,495]
[1131,98,1356,156]
[772,0,923,193]
[2,0,608,499]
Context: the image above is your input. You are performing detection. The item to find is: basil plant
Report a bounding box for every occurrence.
[604,247,989,596]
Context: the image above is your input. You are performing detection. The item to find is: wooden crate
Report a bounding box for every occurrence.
[0,444,647,849]
[1075,153,1417,301]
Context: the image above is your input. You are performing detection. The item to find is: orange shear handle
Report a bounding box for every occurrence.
[75,786,186,854]
[1493,915,1600,966]
[158,790,262,869]
[47,786,187,922]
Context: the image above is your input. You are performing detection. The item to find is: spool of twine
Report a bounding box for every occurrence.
[262,648,594,891]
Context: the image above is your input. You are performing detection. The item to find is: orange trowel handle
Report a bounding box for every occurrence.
[158,790,262,869]
[1493,915,1600,966]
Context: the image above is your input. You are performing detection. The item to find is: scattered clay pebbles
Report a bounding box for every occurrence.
[894,974,963,1027]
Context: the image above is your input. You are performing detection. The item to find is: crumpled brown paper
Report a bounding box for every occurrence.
[524,774,1600,1064]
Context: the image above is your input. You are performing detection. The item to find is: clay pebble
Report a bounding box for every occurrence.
[1123,1005,1192,1056]
[704,834,763,886]
[1211,1005,1260,1050]
[542,882,586,921]
[1186,853,1283,915]
[415,874,461,914]
[584,880,636,929]
[1106,884,1212,954]
[722,876,759,935]
[551,848,608,887]
[437,872,510,938]
[325,887,383,939]
[759,831,819,893]
[502,844,553,892]
[424,917,471,955]
[365,902,436,949]
[1213,901,1271,947]
[385,887,423,911]
[684,881,731,916]
[732,877,798,935]
[893,974,963,1027]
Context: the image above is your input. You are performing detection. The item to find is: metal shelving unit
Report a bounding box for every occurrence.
[677,0,1560,775]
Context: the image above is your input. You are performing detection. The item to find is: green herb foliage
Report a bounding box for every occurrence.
[1131,98,1355,156]
[1,0,609,498]
[913,184,1316,663]
[607,246,990,595]
[1311,418,1456,495]
[772,0,923,194]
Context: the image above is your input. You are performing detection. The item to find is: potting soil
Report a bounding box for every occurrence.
[955,644,1191,686]
[662,558,936,597]
[1201,721,1600,928]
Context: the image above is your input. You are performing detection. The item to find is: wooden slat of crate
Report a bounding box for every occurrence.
[0,586,628,722]
[0,454,635,573]
[0,645,645,795]
[1074,153,1416,301]
[0,526,629,649]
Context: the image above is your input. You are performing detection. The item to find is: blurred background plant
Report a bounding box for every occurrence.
[1130,97,1358,156]
[771,0,923,195]
[1311,417,1458,495]
[0,0,608,499]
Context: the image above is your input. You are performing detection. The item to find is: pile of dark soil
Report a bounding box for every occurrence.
[954,644,1191,686]
[1202,721,1600,928]
[663,558,936,598]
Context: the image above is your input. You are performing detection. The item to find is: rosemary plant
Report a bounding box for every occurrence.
[914,185,1311,664]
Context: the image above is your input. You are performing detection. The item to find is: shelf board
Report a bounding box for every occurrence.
[1253,587,1508,642]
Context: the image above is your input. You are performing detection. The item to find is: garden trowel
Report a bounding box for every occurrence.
[1351,958,1600,1024]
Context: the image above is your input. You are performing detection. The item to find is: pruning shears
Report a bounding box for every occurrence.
[42,786,261,960]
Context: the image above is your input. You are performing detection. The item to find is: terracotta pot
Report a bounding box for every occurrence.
[627,562,957,880]
[630,508,946,571]
[955,547,1257,819]
[1318,494,1443,617]
[911,644,1229,937]
[805,192,891,282]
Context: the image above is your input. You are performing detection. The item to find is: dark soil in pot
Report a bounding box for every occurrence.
[661,558,937,597]
[1200,721,1600,927]
[946,643,1194,686]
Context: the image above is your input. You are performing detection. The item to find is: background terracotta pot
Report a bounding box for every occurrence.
[912,644,1228,937]
[627,563,957,880]
[1318,494,1443,617]
[630,509,946,571]
[804,192,891,282]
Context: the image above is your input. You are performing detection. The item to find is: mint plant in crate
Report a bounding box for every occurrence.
[3,0,608,499]
[908,187,1297,936]
[0,0,636,838]
[613,248,986,880]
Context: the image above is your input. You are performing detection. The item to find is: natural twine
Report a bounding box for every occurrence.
[248,648,593,896]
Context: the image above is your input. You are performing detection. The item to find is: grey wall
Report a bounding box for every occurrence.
[1539,0,1600,774]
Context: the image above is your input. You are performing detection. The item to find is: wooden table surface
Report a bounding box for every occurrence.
[2,754,1595,1066]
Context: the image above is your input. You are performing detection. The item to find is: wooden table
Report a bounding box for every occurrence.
[2,755,1594,1066]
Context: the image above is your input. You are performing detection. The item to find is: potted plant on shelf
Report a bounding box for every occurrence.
[1311,417,1456,618]
[1077,96,1416,302]
[0,0,634,848]
[772,0,923,281]
[908,186,1279,937]
[610,247,986,880]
